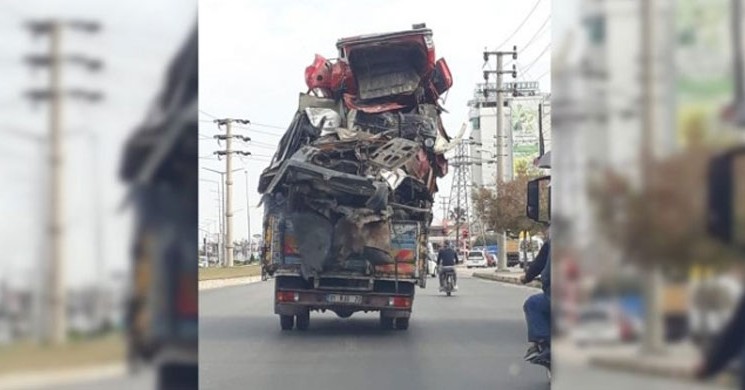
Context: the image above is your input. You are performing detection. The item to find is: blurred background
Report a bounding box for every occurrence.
[0,1,195,389]
[552,0,745,389]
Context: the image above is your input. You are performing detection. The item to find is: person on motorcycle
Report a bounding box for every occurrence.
[521,236,551,362]
[437,241,459,291]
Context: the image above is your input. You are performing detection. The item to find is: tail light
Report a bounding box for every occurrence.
[177,275,197,317]
[277,291,299,303]
[388,296,412,308]
[619,317,633,340]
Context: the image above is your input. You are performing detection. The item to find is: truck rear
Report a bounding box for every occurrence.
[258,24,458,331]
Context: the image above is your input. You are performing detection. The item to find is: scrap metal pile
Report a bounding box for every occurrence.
[258,25,463,279]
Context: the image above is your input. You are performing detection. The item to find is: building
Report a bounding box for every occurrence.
[467,82,551,188]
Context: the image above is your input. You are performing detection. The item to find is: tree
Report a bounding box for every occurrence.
[588,143,740,273]
[472,167,546,238]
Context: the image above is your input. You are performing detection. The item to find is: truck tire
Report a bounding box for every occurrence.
[380,315,394,330]
[296,312,310,331]
[395,317,409,330]
[158,363,197,390]
[280,315,294,330]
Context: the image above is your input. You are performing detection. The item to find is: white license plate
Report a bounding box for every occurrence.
[326,294,362,305]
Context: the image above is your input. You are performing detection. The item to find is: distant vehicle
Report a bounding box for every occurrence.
[465,250,488,268]
[569,304,640,345]
[485,253,497,267]
[199,256,208,268]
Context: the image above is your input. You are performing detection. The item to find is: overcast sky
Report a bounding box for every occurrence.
[199,0,553,243]
[0,1,195,287]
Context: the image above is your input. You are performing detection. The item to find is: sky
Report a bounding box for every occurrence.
[199,0,553,243]
[0,1,195,287]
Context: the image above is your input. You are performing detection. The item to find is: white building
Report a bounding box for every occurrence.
[467,82,550,188]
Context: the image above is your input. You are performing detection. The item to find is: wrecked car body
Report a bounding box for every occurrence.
[259,24,458,331]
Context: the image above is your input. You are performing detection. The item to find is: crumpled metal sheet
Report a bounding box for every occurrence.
[305,107,341,134]
[343,93,407,114]
[332,207,393,265]
[289,212,334,279]
[380,169,407,189]
[369,138,420,171]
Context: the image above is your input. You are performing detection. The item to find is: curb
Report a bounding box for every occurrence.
[589,356,736,387]
[472,272,542,289]
[590,355,692,379]
[0,363,125,390]
[198,276,263,291]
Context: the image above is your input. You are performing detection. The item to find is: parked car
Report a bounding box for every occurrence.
[569,303,641,345]
[465,250,488,268]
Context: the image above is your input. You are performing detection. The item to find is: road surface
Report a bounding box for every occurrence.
[199,270,550,390]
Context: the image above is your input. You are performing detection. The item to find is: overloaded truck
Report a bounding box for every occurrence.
[258,24,462,331]
[120,28,198,389]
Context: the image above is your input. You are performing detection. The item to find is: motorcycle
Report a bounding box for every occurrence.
[440,266,456,296]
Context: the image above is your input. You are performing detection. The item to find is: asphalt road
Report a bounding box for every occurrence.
[199,271,550,390]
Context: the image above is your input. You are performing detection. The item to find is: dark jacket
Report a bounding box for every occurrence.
[524,239,550,296]
[437,247,458,267]
[699,294,745,382]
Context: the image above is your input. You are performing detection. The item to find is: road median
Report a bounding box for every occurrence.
[472,271,542,289]
[198,265,263,290]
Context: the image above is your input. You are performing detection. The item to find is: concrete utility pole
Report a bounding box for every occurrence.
[726,0,745,153]
[24,19,103,345]
[209,119,250,267]
[204,168,242,266]
[483,46,518,271]
[244,169,251,257]
[640,0,665,355]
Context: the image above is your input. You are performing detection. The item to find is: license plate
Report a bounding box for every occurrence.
[326,294,362,305]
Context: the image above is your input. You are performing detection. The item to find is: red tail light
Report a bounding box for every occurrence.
[277,291,299,303]
[388,296,412,308]
[177,275,197,316]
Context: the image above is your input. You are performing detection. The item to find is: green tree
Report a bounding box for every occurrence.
[472,168,545,237]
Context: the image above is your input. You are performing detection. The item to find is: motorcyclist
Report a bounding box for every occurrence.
[437,241,459,291]
[521,235,551,362]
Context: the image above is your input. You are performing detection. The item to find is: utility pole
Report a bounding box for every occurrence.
[438,195,448,226]
[212,119,251,267]
[244,169,251,258]
[483,46,518,271]
[24,19,103,345]
[733,0,745,125]
[640,0,665,355]
[204,168,242,266]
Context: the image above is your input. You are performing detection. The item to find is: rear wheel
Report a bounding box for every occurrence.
[280,315,294,330]
[380,314,394,330]
[296,312,310,331]
[394,317,409,330]
[158,363,197,390]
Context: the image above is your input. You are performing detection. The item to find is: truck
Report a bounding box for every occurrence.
[258,24,459,331]
[120,27,198,389]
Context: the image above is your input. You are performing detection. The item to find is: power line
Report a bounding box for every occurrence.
[199,109,217,119]
[534,68,550,82]
[493,0,543,51]
[519,15,550,54]
[233,124,282,138]
[522,43,551,75]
